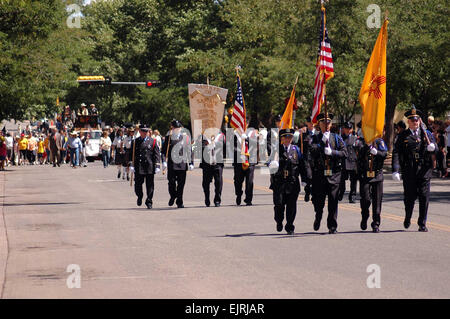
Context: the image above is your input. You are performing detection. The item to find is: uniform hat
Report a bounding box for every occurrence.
[343,121,353,129]
[404,105,423,119]
[396,120,406,129]
[280,128,295,137]
[171,119,182,128]
[139,124,149,132]
[305,116,312,123]
[275,114,282,122]
[316,113,334,123]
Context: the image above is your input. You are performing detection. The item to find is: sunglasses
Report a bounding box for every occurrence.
[409,118,420,122]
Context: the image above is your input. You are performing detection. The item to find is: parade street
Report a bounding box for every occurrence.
[1,163,449,299]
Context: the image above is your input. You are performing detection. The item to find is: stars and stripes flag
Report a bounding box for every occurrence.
[230,72,250,170]
[311,5,334,123]
[229,75,247,135]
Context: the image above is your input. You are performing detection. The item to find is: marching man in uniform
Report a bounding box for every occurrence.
[355,135,388,232]
[338,122,358,203]
[306,113,347,234]
[233,129,256,206]
[161,119,194,208]
[392,106,438,232]
[130,125,161,209]
[268,128,307,235]
[197,130,226,207]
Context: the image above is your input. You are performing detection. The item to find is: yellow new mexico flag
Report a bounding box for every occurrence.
[280,78,297,129]
[359,19,388,144]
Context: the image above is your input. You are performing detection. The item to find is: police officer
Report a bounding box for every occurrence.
[130,125,161,209]
[392,106,437,232]
[355,136,388,232]
[233,130,256,206]
[306,113,347,234]
[339,122,358,203]
[296,117,315,202]
[161,119,194,208]
[268,128,307,235]
[197,130,225,207]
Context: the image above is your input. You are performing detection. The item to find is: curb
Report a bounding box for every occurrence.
[0,170,8,298]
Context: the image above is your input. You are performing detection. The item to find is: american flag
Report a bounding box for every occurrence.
[230,75,246,134]
[311,6,334,123]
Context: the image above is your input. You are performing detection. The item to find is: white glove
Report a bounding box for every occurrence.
[189,164,194,171]
[427,144,436,152]
[155,167,161,174]
[241,133,247,140]
[322,132,330,143]
[324,146,332,156]
[269,160,279,170]
[129,166,135,174]
[162,162,167,170]
[392,172,401,182]
[370,146,378,155]
[301,182,307,187]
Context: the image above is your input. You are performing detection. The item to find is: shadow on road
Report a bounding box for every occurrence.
[3,202,81,207]
[216,229,408,239]
[382,191,450,204]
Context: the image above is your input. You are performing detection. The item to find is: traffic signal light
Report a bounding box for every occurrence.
[145,81,161,88]
[77,76,108,86]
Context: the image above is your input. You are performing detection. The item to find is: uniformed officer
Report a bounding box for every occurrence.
[130,125,161,209]
[295,117,315,202]
[268,128,307,235]
[338,122,358,203]
[306,113,348,234]
[161,119,194,208]
[355,136,388,232]
[392,106,437,232]
[197,131,225,207]
[233,130,256,206]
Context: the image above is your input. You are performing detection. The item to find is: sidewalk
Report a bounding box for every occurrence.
[0,170,8,298]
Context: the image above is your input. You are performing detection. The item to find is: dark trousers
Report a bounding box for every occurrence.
[312,174,341,230]
[168,169,187,205]
[273,183,300,232]
[339,169,357,200]
[233,165,255,204]
[202,166,223,204]
[135,173,155,203]
[360,180,383,228]
[51,149,60,165]
[402,176,430,227]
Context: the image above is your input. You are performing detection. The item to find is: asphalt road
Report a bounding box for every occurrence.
[1,162,449,299]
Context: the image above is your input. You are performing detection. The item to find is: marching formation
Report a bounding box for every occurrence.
[111,105,438,236]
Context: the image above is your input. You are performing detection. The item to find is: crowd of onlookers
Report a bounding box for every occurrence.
[1,116,449,178]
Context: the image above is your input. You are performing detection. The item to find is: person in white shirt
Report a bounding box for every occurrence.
[5,133,13,166]
[100,130,112,168]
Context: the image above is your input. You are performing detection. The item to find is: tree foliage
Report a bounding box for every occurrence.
[1,0,448,144]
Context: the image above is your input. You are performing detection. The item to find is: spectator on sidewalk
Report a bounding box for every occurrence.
[100,130,112,168]
[50,129,61,167]
[68,131,82,168]
[37,135,45,165]
[0,136,6,171]
[5,133,13,166]
[18,133,28,166]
